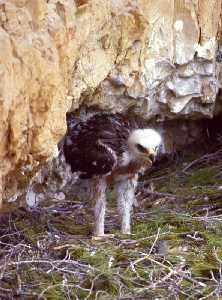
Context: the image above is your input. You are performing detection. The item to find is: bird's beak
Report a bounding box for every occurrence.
[146,149,156,164]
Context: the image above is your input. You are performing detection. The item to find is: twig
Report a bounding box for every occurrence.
[149,227,160,255]
[38,283,90,299]
[182,148,222,172]
[132,254,206,288]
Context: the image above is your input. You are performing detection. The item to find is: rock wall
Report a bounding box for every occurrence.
[70,0,221,120]
[1,0,222,210]
[0,0,76,209]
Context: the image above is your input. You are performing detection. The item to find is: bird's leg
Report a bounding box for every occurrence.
[93,178,106,236]
[90,177,112,239]
[115,175,138,234]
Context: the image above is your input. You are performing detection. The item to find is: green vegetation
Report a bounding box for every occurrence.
[1,145,222,299]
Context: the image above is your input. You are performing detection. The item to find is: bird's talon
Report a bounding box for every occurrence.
[92,233,114,241]
[122,231,131,235]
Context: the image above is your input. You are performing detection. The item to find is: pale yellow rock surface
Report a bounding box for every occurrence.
[0,0,75,208]
[0,0,221,209]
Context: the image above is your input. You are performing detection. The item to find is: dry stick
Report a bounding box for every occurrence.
[148,227,160,255]
[132,254,206,288]
[141,187,222,204]
[5,259,95,271]
[140,189,193,203]
[199,288,221,300]
[137,231,191,242]
[182,148,222,173]
[142,190,177,198]
[53,244,83,250]
[138,269,175,290]
[213,248,222,294]
[95,290,110,300]
[38,283,90,299]
[116,230,193,247]
[85,273,103,300]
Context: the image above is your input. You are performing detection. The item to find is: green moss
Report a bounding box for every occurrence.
[15,214,47,244]
[20,268,66,299]
[52,215,91,235]
[155,161,222,199]
[69,246,85,259]
[106,189,116,207]
[186,166,218,186]
[2,145,222,299]
[203,231,222,248]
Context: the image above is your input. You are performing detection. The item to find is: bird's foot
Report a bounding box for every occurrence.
[121,227,131,235]
[92,233,114,241]
[122,231,131,235]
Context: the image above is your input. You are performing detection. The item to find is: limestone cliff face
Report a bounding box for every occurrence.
[0,0,221,209]
[70,0,221,120]
[0,0,76,208]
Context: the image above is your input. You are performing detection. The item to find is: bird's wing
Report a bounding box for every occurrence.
[64,138,117,179]
[79,142,117,179]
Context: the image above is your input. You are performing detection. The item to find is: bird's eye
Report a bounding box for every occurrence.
[136,144,147,153]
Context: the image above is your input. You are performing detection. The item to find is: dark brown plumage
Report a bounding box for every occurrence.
[63,112,162,238]
[64,112,147,178]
